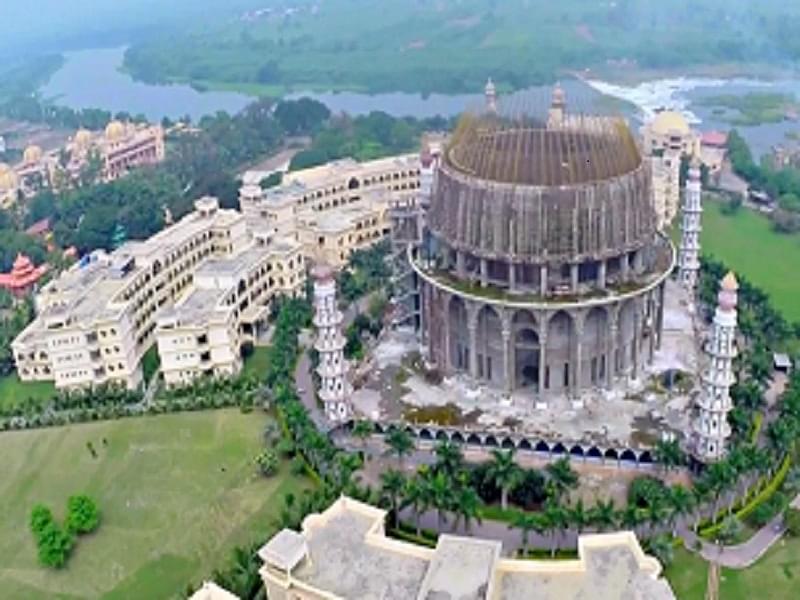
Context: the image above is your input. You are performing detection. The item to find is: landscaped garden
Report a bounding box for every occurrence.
[0,373,55,410]
[0,409,310,599]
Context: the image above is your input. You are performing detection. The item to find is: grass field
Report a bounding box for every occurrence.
[701,200,800,323]
[0,373,56,410]
[664,548,708,600]
[0,409,309,599]
[241,346,270,379]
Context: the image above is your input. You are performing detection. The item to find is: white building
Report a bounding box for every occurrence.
[678,158,703,290]
[240,154,422,268]
[13,197,302,390]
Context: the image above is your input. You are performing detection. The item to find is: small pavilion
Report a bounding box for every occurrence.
[0,254,48,297]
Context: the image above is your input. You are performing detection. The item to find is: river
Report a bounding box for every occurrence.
[39,47,800,159]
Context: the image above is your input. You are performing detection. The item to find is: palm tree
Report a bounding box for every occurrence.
[545,457,578,502]
[654,438,685,473]
[401,474,430,537]
[384,428,414,469]
[569,499,589,536]
[620,504,644,538]
[352,420,373,451]
[588,498,617,532]
[452,485,482,534]
[380,469,406,528]
[434,440,464,477]
[212,543,264,600]
[425,470,454,530]
[646,533,675,568]
[645,497,671,538]
[486,449,522,511]
[543,502,567,558]
[509,512,544,555]
[668,485,695,536]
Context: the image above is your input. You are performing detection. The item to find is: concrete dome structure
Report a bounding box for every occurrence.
[74,128,92,148]
[649,111,690,136]
[413,93,673,405]
[23,145,43,164]
[105,120,126,141]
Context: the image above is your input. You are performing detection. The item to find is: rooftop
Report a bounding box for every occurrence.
[259,497,675,600]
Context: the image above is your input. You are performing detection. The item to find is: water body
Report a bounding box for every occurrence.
[586,77,800,159]
[39,47,252,122]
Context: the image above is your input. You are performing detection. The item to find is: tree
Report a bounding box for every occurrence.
[668,485,695,536]
[784,507,800,537]
[352,420,373,451]
[433,440,464,478]
[486,449,522,511]
[717,515,743,545]
[384,428,414,468]
[451,484,482,534]
[545,458,578,501]
[65,494,100,534]
[543,501,568,557]
[380,469,406,528]
[654,439,685,472]
[425,470,454,530]
[401,474,430,537]
[509,512,544,555]
[569,499,589,535]
[588,498,617,532]
[647,533,675,567]
[255,450,279,477]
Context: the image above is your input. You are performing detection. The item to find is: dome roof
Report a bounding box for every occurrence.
[446,112,642,187]
[105,120,126,141]
[23,145,43,164]
[74,128,92,147]
[650,111,690,136]
[721,271,739,291]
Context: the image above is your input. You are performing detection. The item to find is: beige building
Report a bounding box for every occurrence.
[641,111,700,229]
[3,121,165,203]
[240,155,421,268]
[12,197,302,390]
[256,496,676,600]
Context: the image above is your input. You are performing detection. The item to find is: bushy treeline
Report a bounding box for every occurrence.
[29,495,100,568]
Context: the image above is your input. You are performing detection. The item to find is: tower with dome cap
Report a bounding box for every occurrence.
[692,271,738,463]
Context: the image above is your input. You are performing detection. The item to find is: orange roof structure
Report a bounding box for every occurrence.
[0,253,48,295]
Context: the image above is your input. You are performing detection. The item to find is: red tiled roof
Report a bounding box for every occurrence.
[701,131,728,147]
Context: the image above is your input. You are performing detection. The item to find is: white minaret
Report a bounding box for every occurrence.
[693,272,738,463]
[313,264,351,423]
[485,78,497,114]
[679,157,703,290]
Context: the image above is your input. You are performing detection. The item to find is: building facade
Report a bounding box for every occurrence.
[12,197,302,390]
[239,155,421,268]
[413,98,673,407]
[641,111,700,229]
[678,158,703,290]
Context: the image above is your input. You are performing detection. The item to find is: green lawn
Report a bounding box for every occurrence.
[702,200,800,323]
[0,409,309,599]
[242,346,271,379]
[718,536,800,600]
[0,373,56,410]
[664,548,708,600]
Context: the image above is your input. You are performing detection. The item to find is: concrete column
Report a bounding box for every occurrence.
[570,264,579,293]
[502,316,513,394]
[509,262,516,291]
[648,292,656,364]
[574,318,584,397]
[621,253,630,282]
[598,260,607,290]
[606,309,618,389]
[467,304,479,378]
[657,283,665,350]
[443,294,452,370]
[538,316,549,400]
[456,251,466,278]
[539,265,548,296]
[632,308,641,380]
[480,258,488,287]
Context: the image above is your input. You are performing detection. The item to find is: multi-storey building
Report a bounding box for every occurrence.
[240,154,421,268]
[12,197,302,390]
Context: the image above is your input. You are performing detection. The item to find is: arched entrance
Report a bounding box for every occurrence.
[513,310,540,392]
[476,305,503,384]
[448,296,469,371]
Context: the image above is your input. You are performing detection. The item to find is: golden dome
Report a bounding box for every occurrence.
[721,271,739,291]
[23,145,43,164]
[0,163,18,190]
[650,110,690,136]
[105,120,126,141]
[74,128,92,147]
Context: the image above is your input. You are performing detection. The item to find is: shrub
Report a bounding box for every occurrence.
[785,507,800,537]
[256,450,279,477]
[65,494,100,534]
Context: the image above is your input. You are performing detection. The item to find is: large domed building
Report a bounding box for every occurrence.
[411,93,674,406]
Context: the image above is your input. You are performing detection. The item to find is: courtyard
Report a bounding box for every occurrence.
[0,409,310,599]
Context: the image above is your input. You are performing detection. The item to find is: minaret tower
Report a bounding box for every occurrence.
[312,264,351,423]
[679,157,703,290]
[484,78,497,114]
[692,272,738,463]
[547,82,566,128]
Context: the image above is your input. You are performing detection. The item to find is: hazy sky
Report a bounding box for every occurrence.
[0,0,262,56]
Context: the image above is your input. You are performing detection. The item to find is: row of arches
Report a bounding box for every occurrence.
[446,295,649,394]
[362,422,655,466]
